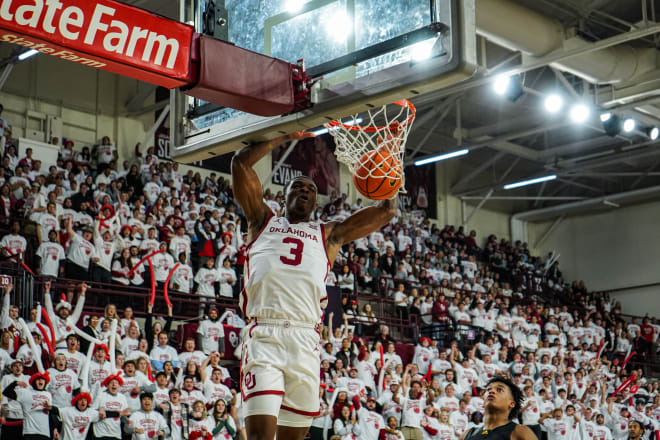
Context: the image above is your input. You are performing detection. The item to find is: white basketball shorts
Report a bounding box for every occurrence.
[240,318,321,426]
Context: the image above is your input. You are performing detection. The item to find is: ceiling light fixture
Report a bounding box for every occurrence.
[414,149,469,166]
[504,174,557,190]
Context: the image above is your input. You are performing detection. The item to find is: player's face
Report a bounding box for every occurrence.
[485,382,515,415]
[285,177,317,219]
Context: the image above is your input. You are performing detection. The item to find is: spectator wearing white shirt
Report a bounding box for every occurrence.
[337,264,355,293]
[170,253,194,293]
[36,229,65,277]
[168,226,191,260]
[143,174,162,205]
[150,332,179,371]
[196,309,225,355]
[95,136,117,170]
[216,258,236,298]
[37,201,60,243]
[194,257,219,317]
[27,182,48,222]
[0,220,27,258]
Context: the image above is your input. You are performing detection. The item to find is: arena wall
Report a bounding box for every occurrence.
[528,200,660,317]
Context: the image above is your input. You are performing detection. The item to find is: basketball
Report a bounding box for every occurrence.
[353,150,402,200]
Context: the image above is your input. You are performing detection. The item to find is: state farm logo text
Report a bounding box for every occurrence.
[0,0,191,72]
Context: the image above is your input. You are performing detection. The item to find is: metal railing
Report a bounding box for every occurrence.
[0,261,35,318]
[31,276,240,322]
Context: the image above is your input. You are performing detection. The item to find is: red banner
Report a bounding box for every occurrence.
[0,0,194,88]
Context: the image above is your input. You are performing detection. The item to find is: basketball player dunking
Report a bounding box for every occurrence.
[461,377,538,440]
[232,130,398,440]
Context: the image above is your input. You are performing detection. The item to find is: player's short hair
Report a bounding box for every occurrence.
[284,175,316,194]
[486,376,524,420]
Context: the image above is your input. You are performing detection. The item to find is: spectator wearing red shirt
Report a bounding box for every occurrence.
[432,293,449,340]
[640,317,654,344]
[465,229,478,249]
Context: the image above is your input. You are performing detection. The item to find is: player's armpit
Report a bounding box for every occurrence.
[324,196,397,262]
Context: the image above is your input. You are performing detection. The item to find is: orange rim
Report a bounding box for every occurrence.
[325,100,416,133]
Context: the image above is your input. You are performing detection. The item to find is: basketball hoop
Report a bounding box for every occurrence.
[324,100,416,185]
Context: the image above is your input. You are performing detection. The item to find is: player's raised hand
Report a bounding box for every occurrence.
[287,130,315,141]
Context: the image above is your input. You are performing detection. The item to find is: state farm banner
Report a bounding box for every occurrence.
[271,134,340,196]
[0,0,194,88]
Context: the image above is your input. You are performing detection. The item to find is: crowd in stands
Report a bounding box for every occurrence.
[0,130,658,440]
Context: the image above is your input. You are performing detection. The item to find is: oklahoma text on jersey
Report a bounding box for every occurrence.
[240,215,329,324]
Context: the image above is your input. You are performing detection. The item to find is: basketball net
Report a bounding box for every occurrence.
[324,100,416,185]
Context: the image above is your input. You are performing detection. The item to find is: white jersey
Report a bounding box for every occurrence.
[241,216,329,323]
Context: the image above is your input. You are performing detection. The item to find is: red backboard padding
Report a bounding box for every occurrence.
[185,35,295,117]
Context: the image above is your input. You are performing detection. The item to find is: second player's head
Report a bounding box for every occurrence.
[485,376,524,420]
[284,176,317,220]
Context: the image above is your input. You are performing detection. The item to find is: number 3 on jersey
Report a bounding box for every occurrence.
[280,237,304,266]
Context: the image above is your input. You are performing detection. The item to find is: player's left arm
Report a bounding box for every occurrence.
[324,196,397,263]
[513,424,539,440]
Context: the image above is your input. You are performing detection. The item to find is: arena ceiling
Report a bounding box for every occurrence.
[115,0,660,219]
[399,0,660,218]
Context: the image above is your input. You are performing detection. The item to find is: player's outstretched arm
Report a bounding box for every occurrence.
[232,131,314,237]
[324,196,397,263]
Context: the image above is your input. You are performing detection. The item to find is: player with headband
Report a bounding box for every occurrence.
[232,130,398,440]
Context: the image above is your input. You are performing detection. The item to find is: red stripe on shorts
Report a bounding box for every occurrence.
[244,390,285,401]
[280,405,321,417]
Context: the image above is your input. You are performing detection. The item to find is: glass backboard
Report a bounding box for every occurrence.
[172,0,477,163]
